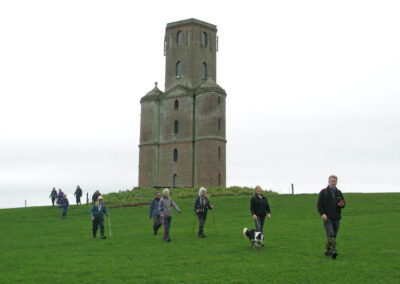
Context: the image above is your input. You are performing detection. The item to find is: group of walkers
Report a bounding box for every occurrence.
[48,175,345,258]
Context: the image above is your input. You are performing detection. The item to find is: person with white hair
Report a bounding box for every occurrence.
[90,195,110,239]
[59,194,69,219]
[194,187,214,238]
[158,188,182,242]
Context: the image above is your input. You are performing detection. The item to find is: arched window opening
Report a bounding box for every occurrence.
[173,174,178,188]
[218,118,221,131]
[173,148,178,162]
[218,147,221,161]
[201,32,207,46]
[174,120,179,134]
[176,61,182,78]
[218,172,221,186]
[218,96,221,105]
[177,31,183,45]
[202,62,207,80]
[174,100,179,110]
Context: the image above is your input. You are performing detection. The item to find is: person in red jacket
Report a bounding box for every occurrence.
[317,175,345,259]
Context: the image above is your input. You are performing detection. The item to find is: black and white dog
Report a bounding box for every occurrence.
[243,228,264,250]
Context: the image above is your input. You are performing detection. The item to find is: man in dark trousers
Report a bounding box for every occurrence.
[317,175,345,259]
[149,192,162,235]
[60,194,69,219]
[92,190,101,204]
[194,187,214,238]
[74,185,83,205]
[250,186,271,234]
[49,187,57,206]
[91,196,110,239]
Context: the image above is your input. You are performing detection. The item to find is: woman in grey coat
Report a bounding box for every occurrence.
[158,188,182,242]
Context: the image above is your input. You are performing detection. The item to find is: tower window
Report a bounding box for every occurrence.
[218,96,221,104]
[174,120,179,134]
[173,174,178,188]
[176,61,182,78]
[218,118,221,131]
[174,100,179,110]
[173,148,178,162]
[218,147,221,161]
[202,32,207,46]
[218,172,221,186]
[177,31,183,45]
[202,62,207,80]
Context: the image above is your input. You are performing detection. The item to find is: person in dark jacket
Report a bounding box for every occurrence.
[91,195,110,239]
[74,185,83,205]
[92,190,101,204]
[56,189,64,205]
[194,187,214,238]
[60,194,69,219]
[49,187,57,206]
[250,186,271,234]
[149,192,162,235]
[317,175,345,259]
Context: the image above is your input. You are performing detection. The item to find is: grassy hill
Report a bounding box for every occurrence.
[0,192,399,283]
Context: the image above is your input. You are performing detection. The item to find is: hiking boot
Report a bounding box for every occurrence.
[166,238,171,242]
[101,235,107,239]
[324,238,332,256]
[331,238,338,259]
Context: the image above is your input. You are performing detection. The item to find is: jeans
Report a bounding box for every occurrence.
[324,219,340,238]
[255,215,265,233]
[61,207,68,217]
[163,216,172,240]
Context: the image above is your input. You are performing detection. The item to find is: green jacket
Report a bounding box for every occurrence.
[90,202,109,219]
[49,190,57,199]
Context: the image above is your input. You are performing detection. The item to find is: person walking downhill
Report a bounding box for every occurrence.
[250,186,271,238]
[91,196,110,239]
[60,194,69,219]
[92,190,101,204]
[57,189,64,205]
[158,188,182,242]
[49,187,57,206]
[317,175,345,259]
[194,187,214,238]
[74,185,83,205]
[149,192,162,235]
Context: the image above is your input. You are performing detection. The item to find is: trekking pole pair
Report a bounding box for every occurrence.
[190,210,218,237]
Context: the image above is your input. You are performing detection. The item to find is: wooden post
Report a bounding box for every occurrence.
[86,192,89,206]
[25,200,27,208]
[291,183,294,195]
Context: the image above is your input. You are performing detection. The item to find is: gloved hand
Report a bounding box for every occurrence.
[178,210,182,214]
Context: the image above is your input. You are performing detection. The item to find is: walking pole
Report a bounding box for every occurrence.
[162,211,165,240]
[211,210,218,236]
[191,213,197,237]
[108,215,112,239]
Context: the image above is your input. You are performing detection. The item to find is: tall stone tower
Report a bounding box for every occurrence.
[139,18,226,188]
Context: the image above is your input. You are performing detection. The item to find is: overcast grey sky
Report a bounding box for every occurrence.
[1,0,399,208]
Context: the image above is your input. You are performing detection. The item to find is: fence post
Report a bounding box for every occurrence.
[25,200,27,208]
[86,193,89,206]
[291,183,294,195]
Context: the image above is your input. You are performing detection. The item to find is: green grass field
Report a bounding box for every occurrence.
[0,193,399,283]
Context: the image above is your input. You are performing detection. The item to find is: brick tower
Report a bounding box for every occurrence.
[139,18,226,188]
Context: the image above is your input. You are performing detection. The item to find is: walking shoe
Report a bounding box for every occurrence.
[331,238,338,259]
[324,238,332,256]
[166,238,171,242]
[101,236,107,239]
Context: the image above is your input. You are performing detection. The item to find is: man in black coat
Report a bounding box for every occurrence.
[92,190,101,204]
[74,185,83,205]
[194,187,214,238]
[317,175,345,259]
[250,186,271,233]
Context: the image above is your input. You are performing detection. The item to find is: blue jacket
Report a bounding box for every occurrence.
[91,202,109,219]
[149,198,161,218]
[60,198,69,209]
